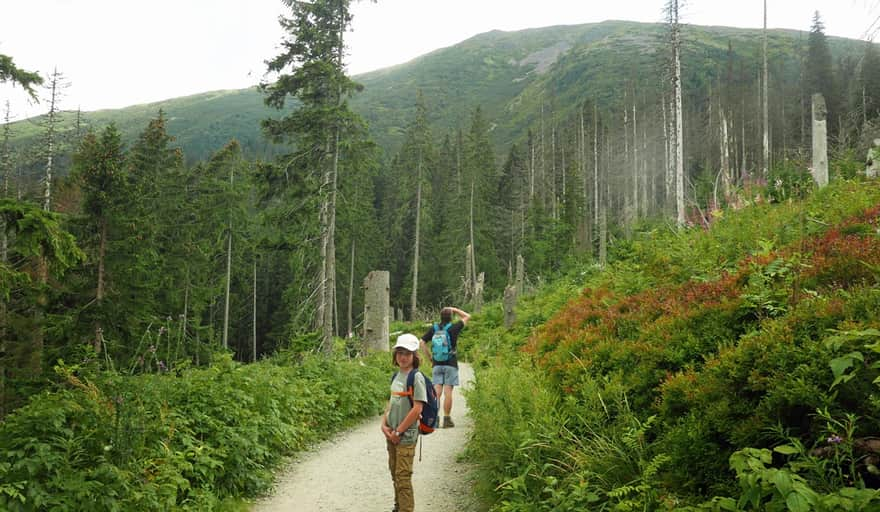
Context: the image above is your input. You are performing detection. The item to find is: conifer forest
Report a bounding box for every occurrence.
[2,0,880,509]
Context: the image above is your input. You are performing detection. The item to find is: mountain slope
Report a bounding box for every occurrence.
[6,20,872,168]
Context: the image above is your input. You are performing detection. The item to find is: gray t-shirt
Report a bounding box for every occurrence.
[388,370,428,445]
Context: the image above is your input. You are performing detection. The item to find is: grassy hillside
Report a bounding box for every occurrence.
[5,21,872,170]
[461,177,880,509]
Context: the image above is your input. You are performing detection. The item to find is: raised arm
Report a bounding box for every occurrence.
[447,306,471,325]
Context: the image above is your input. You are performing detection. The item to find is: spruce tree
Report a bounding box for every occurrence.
[262,0,374,349]
[806,12,837,133]
[861,41,880,123]
[0,53,43,99]
[71,125,126,354]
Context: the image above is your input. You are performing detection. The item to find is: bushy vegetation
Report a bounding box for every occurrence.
[0,352,388,511]
[463,178,880,510]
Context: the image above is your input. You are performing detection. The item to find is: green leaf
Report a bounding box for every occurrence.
[786,492,811,512]
[771,470,793,496]
[715,497,738,511]
[829,352,861,379]
[773,445,799,455]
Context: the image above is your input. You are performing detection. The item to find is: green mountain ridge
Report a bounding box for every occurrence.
[5,20,873,170]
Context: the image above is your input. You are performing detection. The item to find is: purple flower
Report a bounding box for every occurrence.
[157,361,167,372]
[827,435,843,444]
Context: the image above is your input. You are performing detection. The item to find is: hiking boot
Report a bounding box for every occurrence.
[443,416,455,428]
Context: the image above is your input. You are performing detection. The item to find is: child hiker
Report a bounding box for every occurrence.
[381,333,427,512]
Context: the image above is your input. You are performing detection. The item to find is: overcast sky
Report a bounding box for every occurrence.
[1,0,878,120]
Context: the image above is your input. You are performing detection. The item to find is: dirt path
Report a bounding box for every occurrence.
[252,363,480,512]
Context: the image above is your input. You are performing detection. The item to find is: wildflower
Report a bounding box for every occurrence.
[149,345,156,353]
[827,435,843,444]
[157,361,167,372]
[158,326,166,335]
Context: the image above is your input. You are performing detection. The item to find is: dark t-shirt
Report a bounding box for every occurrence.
[422,321,465,368]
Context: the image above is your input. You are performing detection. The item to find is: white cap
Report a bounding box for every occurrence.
[393,333,420,352]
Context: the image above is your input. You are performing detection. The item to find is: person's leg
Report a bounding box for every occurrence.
[442,366,460,427]
[443,385,453,415]
[432,365,447,422]
[393,442,417,512]
[387,441,399,511]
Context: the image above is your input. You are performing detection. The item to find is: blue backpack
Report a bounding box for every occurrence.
[391,370,439,435]
[431,322,454,362]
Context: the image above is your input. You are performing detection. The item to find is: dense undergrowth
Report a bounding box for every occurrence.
[0,351,388,511]
[463,178,880,510]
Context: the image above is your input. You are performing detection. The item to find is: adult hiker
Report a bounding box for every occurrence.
[381,333,427,512]
[421,306,470,428]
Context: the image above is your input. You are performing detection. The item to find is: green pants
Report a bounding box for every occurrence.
[387,441,416,512]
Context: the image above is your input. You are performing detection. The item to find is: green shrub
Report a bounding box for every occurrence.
[0,352,388,511]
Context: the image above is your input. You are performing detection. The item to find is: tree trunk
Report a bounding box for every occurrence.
[2,101,11,198]
[529,133,535,200]
[362,271,390,352]
[182,274,189,364]
[253,259,257,363]
[811,93,829,187]
[515,254,525,296]
[632,101,639,223]
[503,284,517,328]
[762,0,770,177]
[540,101,546,210]
[551,120,557,220]
[223,223,232,350]
[321,19,345,352]
[663,95,671,213]
[410,155,422,319]
[580,108,588,252]
[95,218,107,354]
[223,164,234,351]
[672,3,686,227]
[347,240,355,337]
[464,244,473,302]
[44,71,59,213]
[593,103,599,238]
[720,109,732,201]
[469,180,477,291]
[474,272,485,313]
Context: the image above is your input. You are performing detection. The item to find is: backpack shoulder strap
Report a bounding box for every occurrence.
[433,322,439,332]
[443,322,452,332]
[392,371,413,399]
[404,370,416,406]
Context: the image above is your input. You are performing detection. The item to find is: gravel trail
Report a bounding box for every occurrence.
[252,363,480,512]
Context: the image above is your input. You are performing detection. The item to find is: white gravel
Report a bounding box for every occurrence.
[251,363,481,512]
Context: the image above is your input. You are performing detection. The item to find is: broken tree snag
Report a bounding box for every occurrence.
[515,254,525,296]
[474,272,485,313]
[811,93,828,188]
[503,284,517,328]
[363,270,390,352]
